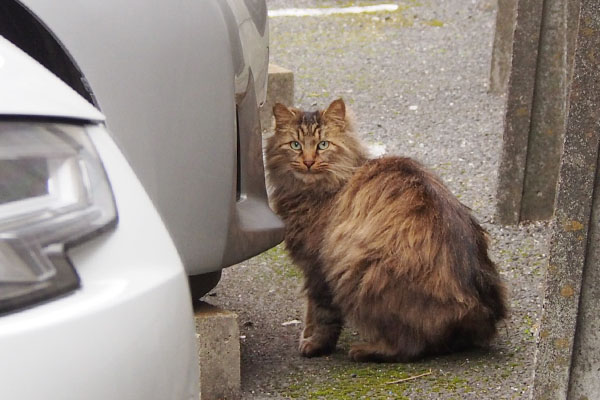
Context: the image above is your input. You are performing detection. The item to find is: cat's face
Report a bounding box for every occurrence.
[266,99,367,188]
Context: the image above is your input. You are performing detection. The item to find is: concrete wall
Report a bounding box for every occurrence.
[568,167,600,399]
[531,1,600,398]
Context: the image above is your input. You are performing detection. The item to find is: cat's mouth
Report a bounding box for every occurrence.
[293,165,324,174]
[293,170,322,183]
[300,168,320,173]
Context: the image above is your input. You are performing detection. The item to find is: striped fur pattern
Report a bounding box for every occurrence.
[266,99,507,362]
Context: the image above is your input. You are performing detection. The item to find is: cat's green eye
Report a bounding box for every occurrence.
[318,141,329,150]
[290,141,302,150]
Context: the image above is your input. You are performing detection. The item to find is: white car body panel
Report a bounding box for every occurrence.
[0,0,280,396]
[19,0,282,277]
[0,124,199,399]
[0,35,103,121]
[19,0,236,274]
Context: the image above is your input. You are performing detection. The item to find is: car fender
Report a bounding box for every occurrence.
[16,0,283,276]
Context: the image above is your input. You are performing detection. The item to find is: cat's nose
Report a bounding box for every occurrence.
[303,160,315,169]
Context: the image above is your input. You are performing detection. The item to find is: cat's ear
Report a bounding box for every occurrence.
[273,103,298,129]
[322,98,346,128]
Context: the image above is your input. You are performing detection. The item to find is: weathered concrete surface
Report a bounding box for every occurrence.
[489,0,517,94]
[260,63,294,132]
[569,165,600,399]
[564,2,600,396]
[520,0,574,222]
[495,0,544,224]
[531,1,600,398]
[566,0,582,85]
[496,0,582,224]
[195,302,241,400]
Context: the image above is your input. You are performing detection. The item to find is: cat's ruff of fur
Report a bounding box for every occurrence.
[266,98,507,362]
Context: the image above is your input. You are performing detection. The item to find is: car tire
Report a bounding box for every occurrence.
[188,271,222,309]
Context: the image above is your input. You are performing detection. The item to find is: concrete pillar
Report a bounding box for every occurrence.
[495,0,582,224]
[495,0,544,224]
[531,1,600,398]
[260,64,294,132]
[489,0,518,94]
[519,0,579,222]
[195,302,241,400]
[566,0,582,83]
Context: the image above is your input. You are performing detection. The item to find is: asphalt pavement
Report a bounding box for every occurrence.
[210,1,549,398]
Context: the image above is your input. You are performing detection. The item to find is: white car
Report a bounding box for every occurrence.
[0,1,283,399]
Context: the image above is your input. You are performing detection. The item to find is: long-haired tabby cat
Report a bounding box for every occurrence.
[266,98,507,362]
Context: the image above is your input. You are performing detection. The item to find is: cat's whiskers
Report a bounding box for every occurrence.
[313,162,330,171]
[290,161,305,169]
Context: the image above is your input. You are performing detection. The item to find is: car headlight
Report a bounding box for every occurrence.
[0,121,117,315]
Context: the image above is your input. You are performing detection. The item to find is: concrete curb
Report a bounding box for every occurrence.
[195,302,241,400]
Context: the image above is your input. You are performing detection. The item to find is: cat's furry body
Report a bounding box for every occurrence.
[266,99,507,362]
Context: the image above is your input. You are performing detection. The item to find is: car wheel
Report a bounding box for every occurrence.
[188,271,222,309]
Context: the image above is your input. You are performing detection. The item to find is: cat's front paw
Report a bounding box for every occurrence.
[349,344,377,362]
[349,343,394,363]
[349,343,415,363]
[299,338,334,358]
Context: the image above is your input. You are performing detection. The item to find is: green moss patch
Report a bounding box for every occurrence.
[280,361,484,399]
[257,244,304,281]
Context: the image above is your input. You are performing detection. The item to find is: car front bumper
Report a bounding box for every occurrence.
[0,125,199,399]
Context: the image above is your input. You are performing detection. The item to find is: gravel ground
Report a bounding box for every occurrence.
[208,1,550,398]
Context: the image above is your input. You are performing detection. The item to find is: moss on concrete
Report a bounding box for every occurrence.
[257,244,304,282]
[281,362,482,399]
